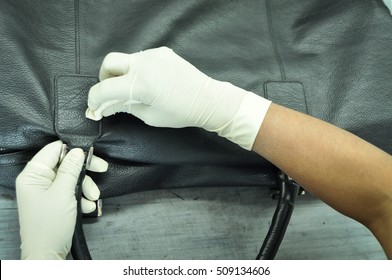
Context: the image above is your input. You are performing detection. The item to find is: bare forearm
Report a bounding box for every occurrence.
[252,103,392,258]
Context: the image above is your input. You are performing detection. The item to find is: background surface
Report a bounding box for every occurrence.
[0,185,384,260]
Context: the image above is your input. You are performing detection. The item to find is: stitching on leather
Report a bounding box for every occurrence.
[54,75,60,136]
[74,0,80,74]
[299,82,309,114]
[266,0,286,81]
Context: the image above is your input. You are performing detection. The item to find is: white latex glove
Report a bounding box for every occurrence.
[16,140,108,260]
[86,46,271,150]
[384,0,392,15]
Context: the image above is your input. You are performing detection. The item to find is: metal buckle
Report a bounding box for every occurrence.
[58,144,102,217]
[59,143,68,165]
[85,146,94,170]
[270,172,306,199]
[59,144,94,168]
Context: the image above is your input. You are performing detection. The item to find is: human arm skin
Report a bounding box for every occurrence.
[253,103,392,259]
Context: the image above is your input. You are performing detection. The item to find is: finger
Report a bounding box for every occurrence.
[87,155,109,173]
[52,148,85,192]
[82,175,100,201]
[86,104,120,121]
[85,107,103,121]
[87,75,132,111]
[16,162,56,191]
[93,101,127,119]
[81,197,96,214]
[99,52,133,81]
[29,140,63,170]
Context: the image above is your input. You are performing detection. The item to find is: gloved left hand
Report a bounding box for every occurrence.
[16,140,108,260]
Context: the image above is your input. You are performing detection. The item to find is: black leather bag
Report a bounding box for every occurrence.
[1,0,391,259]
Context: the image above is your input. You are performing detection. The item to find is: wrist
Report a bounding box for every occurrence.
[202,78,272,150]
[217,91,271,150]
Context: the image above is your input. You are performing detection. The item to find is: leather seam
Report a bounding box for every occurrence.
[266,0,286,81]
[74,0,81,74]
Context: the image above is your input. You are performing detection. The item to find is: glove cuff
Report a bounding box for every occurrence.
[21,250,66,260]
[217,92,272,150]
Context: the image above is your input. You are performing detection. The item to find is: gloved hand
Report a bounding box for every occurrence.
[86,46,271,150]
[16,140,108,260]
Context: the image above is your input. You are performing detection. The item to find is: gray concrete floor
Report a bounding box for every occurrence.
[0,185,385,260]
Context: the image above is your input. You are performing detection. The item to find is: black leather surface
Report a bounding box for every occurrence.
[1,0,391,198]
[264,82,308,114]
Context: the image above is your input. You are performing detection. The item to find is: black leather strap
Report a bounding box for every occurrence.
[256,172,300,260]
[70,163,92,259]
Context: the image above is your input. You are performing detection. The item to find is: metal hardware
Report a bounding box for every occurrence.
[96,199,103,217]
[57,144,102,217]
[270,174,305,199]
[59,143,68,165]
[85,146,94,170]
[257,171,300,260]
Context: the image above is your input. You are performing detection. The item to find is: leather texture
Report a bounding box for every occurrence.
[1,0,391,196]
[264,82,308,114]
[54,75,101,149]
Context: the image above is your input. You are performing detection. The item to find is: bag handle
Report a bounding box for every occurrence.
[256,172,301,259]
[70,170,301,260]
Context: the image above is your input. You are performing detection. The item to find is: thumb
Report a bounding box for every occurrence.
[52,148,85,193]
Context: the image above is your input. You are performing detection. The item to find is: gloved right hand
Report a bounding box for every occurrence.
[86,47,271,150]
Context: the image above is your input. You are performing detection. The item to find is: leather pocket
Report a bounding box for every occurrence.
[54,75,101,148]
